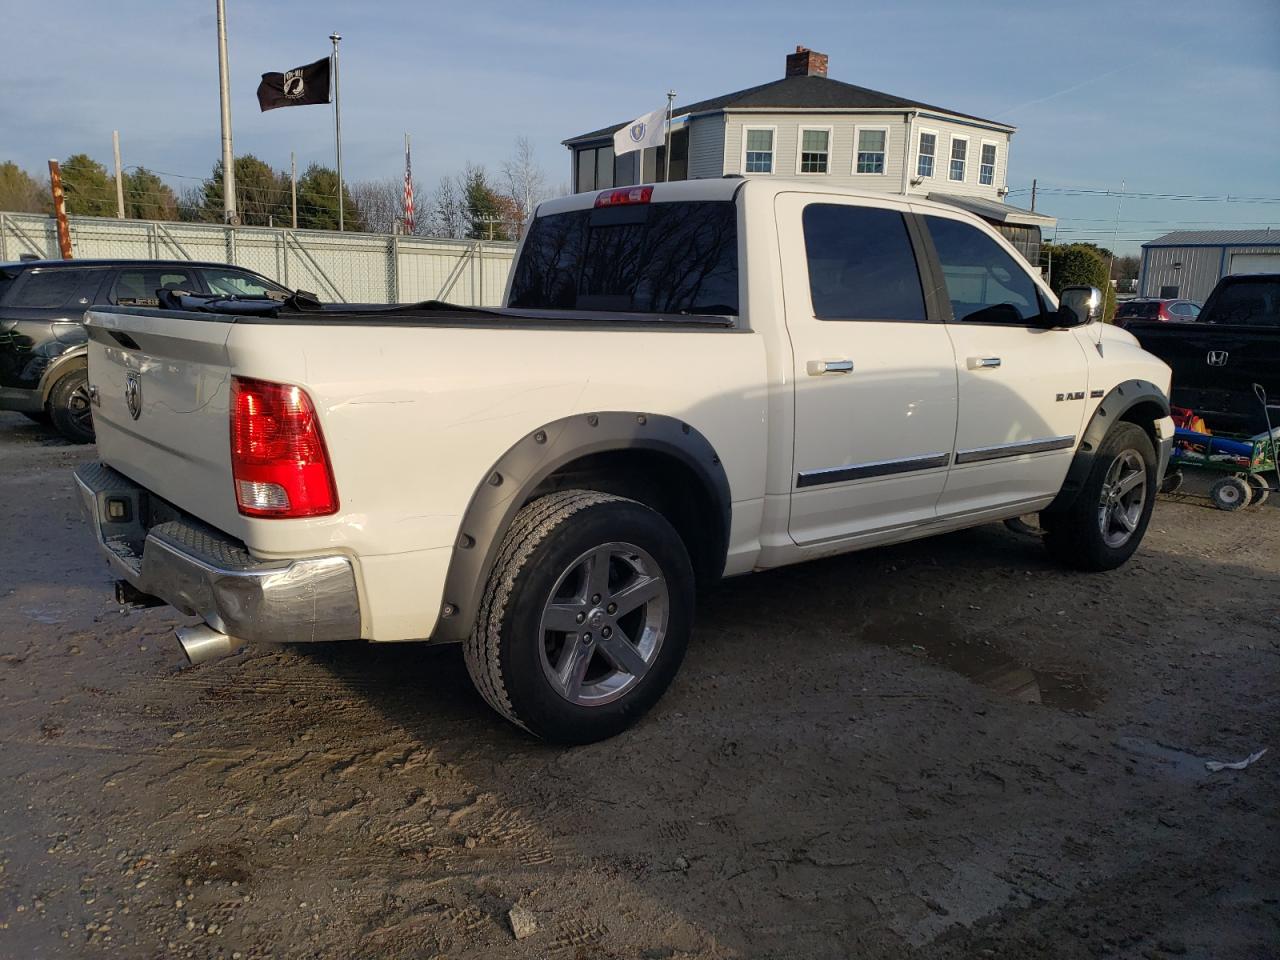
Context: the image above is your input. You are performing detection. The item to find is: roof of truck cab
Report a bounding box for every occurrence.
[535,177,1006,218]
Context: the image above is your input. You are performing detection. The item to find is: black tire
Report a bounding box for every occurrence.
[47,370,95,444]
[1245,474,1271,507]
[464,490,694,744]
[1209,476,1252,511]
[1160,469,1184,495]
[1042,422,1157,572]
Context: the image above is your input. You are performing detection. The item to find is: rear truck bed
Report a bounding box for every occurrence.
[76,299,765,657]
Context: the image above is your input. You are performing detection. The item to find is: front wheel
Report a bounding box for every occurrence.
[1042,422,1157,571]
[464,490,694,744]
[47,370,95,444]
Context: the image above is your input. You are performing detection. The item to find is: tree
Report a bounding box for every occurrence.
[124,167,178,220]
[0,162,49,213]
[348,176,427,235]
[1045,242,1117,322]
[199,155,289,226]
[60,154,115,216]
[430,174,468,239]
[500,136,548,228]
[296,164,363,231]
[463,165,512,240]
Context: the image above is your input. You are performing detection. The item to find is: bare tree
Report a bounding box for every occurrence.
[429,173,469,240]
[500,136,548,227]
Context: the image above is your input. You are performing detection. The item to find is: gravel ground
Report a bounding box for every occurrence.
[0,410,1276,960]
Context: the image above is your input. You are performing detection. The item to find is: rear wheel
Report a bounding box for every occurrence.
[1042,422,1157,571]
[1245,474,1271,507]
[48,370,95,444]
[464,490,694,744]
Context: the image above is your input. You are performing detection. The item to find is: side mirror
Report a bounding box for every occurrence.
[1058,286,1103,327]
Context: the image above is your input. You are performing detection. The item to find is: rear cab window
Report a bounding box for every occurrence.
[508,200,738,316]
[1202,279,1279,327]
[1116,302,1160,320]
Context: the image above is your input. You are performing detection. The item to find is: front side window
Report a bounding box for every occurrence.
[509,200,738,315]
[802,204,926,321]
[10,269,85,308]
[925,215,1041,325]
[979,142,997,186]
[201,268,289,299]
[949,137,967,182]
[855,128,887,174]
[799,128,830,174]
[744,128,774,173]
[917,131,936,178]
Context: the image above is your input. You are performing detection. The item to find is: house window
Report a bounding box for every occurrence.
[744,128,775,174]
[917,131,937,178]
[855,127,887,174]
[574,144,615,192]
[798,128,830,174]
[949,137,968,182]
[979,142,997,186]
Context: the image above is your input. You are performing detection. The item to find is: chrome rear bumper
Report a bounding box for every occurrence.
[74,462,361,644]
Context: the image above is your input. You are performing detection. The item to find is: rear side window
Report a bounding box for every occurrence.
[802,204,926,321]
[111,268,198,306]
[924,215,1040,324]
[10,269,85,308]
[200,268,288,299]
[508,201,738,315]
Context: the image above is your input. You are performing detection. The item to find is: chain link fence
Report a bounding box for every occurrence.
[0,212,517,306]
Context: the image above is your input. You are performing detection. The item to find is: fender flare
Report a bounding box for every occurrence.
[38,346,88,405]
[1046,378,1170,514]
[432,411,732,642]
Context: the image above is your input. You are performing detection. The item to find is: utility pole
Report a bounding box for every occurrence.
[112,130,125,219]
[1030,178,1037,213]
[290,151,298,228]
[215,0,238,225]
[663,89,676,183]
[330,31,344,231]
[48,160,73,259]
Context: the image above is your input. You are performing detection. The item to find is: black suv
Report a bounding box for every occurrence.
[0,259,291,442]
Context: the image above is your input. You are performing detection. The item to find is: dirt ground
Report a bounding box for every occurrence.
[0,410,1276,960]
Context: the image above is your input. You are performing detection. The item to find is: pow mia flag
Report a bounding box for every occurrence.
[256,57,331,111]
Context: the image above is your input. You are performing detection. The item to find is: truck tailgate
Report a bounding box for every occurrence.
[84,308,244,535]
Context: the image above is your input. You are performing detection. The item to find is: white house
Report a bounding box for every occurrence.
[564,47,1055,263]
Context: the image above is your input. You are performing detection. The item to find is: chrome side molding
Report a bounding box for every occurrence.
[955,435,1075,465]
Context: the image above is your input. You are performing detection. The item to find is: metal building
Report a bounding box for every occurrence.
[1139,229,1280,302]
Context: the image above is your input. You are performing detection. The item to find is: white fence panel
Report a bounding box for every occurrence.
[0,212,517,307]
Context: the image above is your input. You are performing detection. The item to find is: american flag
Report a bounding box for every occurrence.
[402,135,415,234]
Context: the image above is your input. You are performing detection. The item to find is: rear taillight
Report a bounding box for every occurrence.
[595,186,653,208]
[230,376,337,518]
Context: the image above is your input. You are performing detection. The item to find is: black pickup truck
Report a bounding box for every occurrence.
[1127,273,1279,434]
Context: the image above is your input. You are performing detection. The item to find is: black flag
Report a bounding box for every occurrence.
[256,57,331,111]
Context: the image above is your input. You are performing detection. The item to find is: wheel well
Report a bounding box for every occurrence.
[525,448,726,587]
[1118,399,1165,449]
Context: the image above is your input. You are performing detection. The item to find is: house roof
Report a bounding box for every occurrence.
[1143,229,1280,247]
[564,74,1013,144]
[927,193,1057,228]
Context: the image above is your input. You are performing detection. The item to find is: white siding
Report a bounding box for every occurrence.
[719,111,1010,199]
[687,114,726,179]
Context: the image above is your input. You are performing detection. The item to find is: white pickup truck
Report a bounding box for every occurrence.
[75,179,1174,742]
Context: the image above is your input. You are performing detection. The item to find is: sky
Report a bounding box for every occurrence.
[2,0,1278,254]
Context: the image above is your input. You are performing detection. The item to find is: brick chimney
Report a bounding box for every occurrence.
[785,46,828,78]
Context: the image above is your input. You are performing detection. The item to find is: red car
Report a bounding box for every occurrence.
[1114,298,1201,327]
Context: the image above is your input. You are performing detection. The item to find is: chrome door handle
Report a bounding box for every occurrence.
[807,359,854,376]
[967,356,1002,369]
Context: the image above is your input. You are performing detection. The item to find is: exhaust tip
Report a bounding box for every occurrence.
[175,624,245,666]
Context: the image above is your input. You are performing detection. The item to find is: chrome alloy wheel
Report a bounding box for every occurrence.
[538,541,669,707]
[1098,449,1147,548]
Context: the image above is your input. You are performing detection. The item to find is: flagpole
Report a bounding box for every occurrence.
[329,31,344,231]
[664,90,675,183]
[216,0,237,225]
